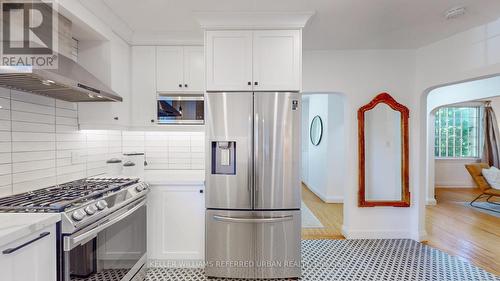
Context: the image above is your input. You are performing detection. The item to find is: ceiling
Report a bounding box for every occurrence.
[95,0,500,49]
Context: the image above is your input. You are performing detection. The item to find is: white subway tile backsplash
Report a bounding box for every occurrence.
[0,185,12,197]
[0,88,205,197]
[13,151,55,162]
[13,159,56,173]
[168,145,190,153]
[0,109,10,120]
[11,100,55,115]
[56,116,78,126]
[12,121,55,133]
[12,111,55,124]
[55,108,78,118]
[0,88,10,99]
[0,164,11,175]
[56,125,78,132]
[0,175,12,187]
[0,120,11,131]
[13,141,56,152]
[0,98,10,110]
[12,132,56,142]
[0,144,11,153]
[0,153,12,164]
[12,168,56,184]
[0,132,11,142]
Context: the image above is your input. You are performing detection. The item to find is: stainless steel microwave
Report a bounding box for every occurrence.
[157,94,204,124]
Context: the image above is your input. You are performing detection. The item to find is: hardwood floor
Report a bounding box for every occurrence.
[424,188,500,275]
[301,184,344,239]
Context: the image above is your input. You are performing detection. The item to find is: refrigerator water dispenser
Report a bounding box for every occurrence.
[211,141,236,175]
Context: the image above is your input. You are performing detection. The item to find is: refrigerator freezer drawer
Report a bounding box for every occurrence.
[206,210,301,279]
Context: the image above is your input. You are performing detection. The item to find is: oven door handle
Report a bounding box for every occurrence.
[64,200,146,251]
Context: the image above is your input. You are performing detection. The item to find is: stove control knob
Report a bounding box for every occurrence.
[72,210,86,221]
[95,200,108,210]
[84,205,97,215]
[135,184,145,192]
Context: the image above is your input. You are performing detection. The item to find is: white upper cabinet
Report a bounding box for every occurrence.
[205,30,301,92]
[206,31,253,91]
[131,46,157,127]
[78,36,131,129]
[252,30,301,91]
[156,46,184,92]
[183,46,205,92]
[156,46,205,93]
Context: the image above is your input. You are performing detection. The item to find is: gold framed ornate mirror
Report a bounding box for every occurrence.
[358,93,410,207]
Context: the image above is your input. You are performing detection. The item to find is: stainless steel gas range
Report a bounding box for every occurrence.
[0,177,149,281]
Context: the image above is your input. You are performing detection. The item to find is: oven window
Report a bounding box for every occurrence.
[158,99,204,124]
[68,205,147,281]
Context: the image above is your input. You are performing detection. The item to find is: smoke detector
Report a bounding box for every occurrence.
[444,6,466,20]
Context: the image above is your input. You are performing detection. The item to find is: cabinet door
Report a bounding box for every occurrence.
[77,37,130,129]
[206,31,253,91]
[156,46,185,92]
[183,46,205,92]
[131,46,157,126]
[0,225,56,281]
[148,185,205,262]
[252,30,301,91]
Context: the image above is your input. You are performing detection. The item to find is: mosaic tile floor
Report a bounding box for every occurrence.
[71,269,129,281]
[146,239,500,281]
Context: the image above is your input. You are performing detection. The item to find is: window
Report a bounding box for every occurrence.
[434,106,481,158]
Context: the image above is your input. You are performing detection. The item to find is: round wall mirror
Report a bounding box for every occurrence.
[310,115,323,146]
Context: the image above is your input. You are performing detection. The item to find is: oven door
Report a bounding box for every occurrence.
[63,199,147,281]
[157,95,204,124]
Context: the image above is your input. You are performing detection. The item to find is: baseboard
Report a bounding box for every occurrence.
[302,181,343,203]
[426,198,437,205]
[412,230,428,242]
[341,225,413,239]
[435,184,475,188]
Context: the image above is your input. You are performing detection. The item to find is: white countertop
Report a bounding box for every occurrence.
[0,213,60,247]
[144,169,205,186]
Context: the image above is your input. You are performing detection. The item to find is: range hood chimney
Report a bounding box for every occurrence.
[0,55,122,102]
[0,8,122,102]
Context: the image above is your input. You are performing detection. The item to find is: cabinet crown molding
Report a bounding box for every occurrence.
[194,11,314,30]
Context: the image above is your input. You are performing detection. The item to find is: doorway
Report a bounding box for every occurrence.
[424,76,500,275]
[300,93,346,239]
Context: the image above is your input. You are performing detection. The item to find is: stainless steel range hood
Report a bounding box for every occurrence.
[0,54,122,102]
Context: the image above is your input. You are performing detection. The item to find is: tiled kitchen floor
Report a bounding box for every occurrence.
[146,239,498,281]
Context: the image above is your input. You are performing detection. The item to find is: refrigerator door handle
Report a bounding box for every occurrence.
[213,215,293,223]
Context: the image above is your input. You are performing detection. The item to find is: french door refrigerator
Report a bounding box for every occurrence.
[205,92,301,279]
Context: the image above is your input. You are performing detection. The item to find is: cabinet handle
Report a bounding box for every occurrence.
[2,232,50,255]
[114,117,119,120]
[151,119,155,123]
[199,189,204,194]
[254,81,258,86]
[184,84,188,88]
[247,81,251,86]
[178,84,182,88]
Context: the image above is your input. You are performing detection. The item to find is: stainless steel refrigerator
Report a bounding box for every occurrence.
[205,92,301,279]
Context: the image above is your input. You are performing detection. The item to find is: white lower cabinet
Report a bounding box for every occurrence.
[0,225,56,281]
[147,184,205,265]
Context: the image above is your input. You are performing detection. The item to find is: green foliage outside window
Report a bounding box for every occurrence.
[434,107,480,158]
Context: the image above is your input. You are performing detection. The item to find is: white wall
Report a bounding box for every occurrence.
[301,94,345,203]
[303,49,417,239]
[417,17,500,233]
